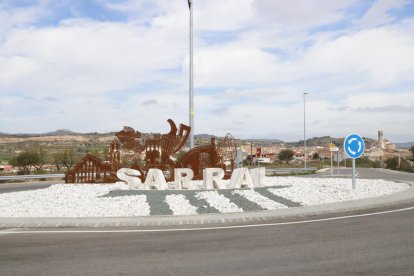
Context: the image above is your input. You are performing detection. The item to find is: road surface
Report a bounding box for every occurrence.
[1,204,414,275]
[0,181,58,194]
[0,168,413,275]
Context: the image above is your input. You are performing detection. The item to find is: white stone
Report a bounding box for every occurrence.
[116,168,142,189]
[0,184,151,217]
[174,168,194,190]
[195,191,243,213]
[144,169,168,190]
[203,168,225,189]
[250,167,265,187]
[165,194,198,215]
[233,189,287,210]
[0,177,409,217]
[229,168,254,188]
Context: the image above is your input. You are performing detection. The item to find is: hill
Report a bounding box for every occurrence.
[43,129,77,136]
[195,134,217,139]
[288,136,377,147]
[395,142,414,148]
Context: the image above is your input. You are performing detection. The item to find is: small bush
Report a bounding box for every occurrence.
[278,149,294,164]
[386,158,398,170]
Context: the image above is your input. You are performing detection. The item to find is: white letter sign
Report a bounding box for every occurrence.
[203,168,225,189]
[144,169,168,190]
[229,168,254,189]
[174,168,194,190]
[250,167,265,188]
[116,168,142,189]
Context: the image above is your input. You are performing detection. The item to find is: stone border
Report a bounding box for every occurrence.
[1,182,413,229]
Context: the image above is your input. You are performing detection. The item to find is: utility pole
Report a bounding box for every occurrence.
[250,140,253,166]
[188,0,194,149]
[303,92,309,169]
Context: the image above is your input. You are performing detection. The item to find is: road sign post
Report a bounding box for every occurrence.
[335,152,343,175]
[331,151,333,176]
[329,143,339,176]
[344,134,365,189]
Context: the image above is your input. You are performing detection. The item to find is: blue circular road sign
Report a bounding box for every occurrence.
[344,134,365,159]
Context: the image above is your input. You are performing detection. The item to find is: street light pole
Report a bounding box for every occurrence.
[189,0,194,149]
[303,92,309,169]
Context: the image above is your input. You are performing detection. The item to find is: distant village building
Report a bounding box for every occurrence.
[378,130,385,149]
[365,130,398,162]
[366,131,411,169]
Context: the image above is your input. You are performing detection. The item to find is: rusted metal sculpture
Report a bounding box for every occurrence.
[144,119,191,181]
[178,138,223,179]
[216,133,237,174]
[65,119,236,183]
[64,154,118,183]
[177,133,237,180]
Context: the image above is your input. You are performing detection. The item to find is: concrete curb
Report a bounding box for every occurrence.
[1,182,414,229]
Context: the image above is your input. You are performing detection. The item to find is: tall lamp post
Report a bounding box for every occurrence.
[188,0,194,149]
[303,92,309,169]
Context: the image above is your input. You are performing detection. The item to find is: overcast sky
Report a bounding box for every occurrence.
[0,0,413,142]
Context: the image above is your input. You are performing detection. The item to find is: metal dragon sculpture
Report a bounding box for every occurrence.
[65,119,236,183]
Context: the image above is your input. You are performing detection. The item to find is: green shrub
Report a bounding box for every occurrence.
[278,149,294,164]
[386,158,398,170]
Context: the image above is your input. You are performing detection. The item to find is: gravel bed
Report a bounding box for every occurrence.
[0,177,409,217]
[165,194,198,215]
[255,188,302,208]
[195,191,243,213]
[219,189,265,212]
[232,189,288,210]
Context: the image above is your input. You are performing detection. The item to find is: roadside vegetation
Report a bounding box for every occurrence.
[384,146,414,173]
[1,134,412,175]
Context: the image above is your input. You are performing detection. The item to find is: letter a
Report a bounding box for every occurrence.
[144,169,168,190]
[229,168,254,189]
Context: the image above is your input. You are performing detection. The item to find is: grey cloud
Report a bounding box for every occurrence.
[329,105,413,113]
[354,105,413,113]
[329,106,349,111]
[141,99,159,106]
[43,96,59,102]
[211,107,230,115]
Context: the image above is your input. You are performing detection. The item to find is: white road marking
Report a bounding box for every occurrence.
[1,205,414,235]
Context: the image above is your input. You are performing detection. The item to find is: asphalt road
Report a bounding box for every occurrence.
[309,167,414,182]
[0,181,58,194]
[1,204,414,275]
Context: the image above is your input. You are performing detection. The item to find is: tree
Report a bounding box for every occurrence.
[10,150,40,174]
[278,149,294,164]
[410,145,414,156]
[53,147,79,171]
[33,147,47,172]
[312,152,320,160]
[88,147,106,160]
[62,147,79,170]
[52,151,65,172]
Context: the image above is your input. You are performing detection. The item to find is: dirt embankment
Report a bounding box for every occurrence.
[0,134,114,144]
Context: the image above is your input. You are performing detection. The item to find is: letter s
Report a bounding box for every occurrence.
[117,168,142,189]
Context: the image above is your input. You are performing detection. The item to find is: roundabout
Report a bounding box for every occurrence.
[1,168,414,275]
[0,168,413,228]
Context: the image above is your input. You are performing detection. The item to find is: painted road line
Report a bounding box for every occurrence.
[1,206,414,235]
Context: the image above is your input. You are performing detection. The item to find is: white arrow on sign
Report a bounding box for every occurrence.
[347,146,356,155]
